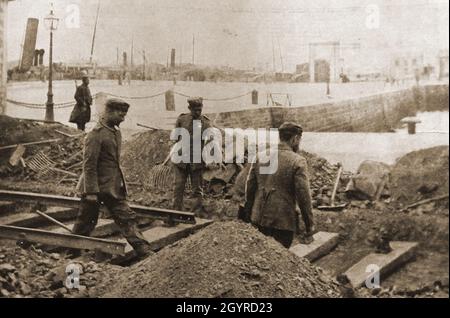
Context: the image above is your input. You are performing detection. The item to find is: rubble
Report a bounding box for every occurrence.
[96,221,342,298]
[0,245,120,298]
[0,116,83,184]
[389,146,449,205]
[357,279,449,298]
[345,160,391,201]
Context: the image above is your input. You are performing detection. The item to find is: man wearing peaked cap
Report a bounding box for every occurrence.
[240,121,315,248]
[105,98,130,111]
[278,122,303,139]
[72,98,153,258]
[172,96,212,212]
[187,97,203,107]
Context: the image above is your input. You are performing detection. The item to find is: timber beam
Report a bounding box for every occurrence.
[0,224,126,255]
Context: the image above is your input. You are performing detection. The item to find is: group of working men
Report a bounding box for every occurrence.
[69,76,315,258]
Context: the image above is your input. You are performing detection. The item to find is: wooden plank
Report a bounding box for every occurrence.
[343,241,419,288]
[35,210,74,233]
[50,218,153,238]
[0,139,60,151]
[289,232,339,262]
[124,218,214,253]
[0,207,78,228]
[112,218,213,264]
[9,145,26,166]
[0,225,126,255]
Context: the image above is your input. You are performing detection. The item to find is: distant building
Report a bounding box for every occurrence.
[389,53,425,81]
[294,59,330,83]
[274,72,292,82]
[439,50,449,79]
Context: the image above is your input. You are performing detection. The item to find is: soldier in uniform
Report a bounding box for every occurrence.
[240,122,315,248]
[69,74,93,131]
[72,98,152,258]
[172,97,212,212]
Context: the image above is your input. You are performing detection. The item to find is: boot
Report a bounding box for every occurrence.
[134,244,154,260]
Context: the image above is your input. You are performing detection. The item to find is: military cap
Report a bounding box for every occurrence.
[279,122,303,136]
[187,97,203,107]
[105,98,130,111]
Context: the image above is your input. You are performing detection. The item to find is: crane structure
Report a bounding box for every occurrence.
[308,41,361,82]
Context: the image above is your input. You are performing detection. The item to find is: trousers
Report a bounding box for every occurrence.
[256,225,294,248]
[72,194,151,254]
[173,165,203,211]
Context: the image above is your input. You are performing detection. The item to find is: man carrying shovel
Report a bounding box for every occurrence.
[172,97,213,212]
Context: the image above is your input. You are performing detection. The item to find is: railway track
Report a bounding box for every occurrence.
[0,190,213,265]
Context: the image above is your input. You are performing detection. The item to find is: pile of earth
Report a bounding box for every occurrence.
[0,116,83,184]
[389,146,449,205]
[121,129,172,185]
[96,221,342,298]
[0,115,67,148]
[0,245,120,298]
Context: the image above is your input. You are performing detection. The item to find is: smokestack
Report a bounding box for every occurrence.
[20,18,39,72]
[38,49,45,66]
[123,52,128,67]
[171,48,176,68]
[33,50,39,67]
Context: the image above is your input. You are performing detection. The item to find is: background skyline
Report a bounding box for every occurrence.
[6,0,450,72]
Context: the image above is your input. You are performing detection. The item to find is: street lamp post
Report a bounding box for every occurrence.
[44,8,59,122]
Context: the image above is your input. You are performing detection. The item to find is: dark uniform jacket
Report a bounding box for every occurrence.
[243,142,314,233]
[77,122,127,199]
[174,113,212,171]
[69,84,93,124]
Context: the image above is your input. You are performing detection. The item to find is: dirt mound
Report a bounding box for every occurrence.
[0,116,69,147]
[389,146,449,204]
[98,221,341,298]
[121,129,172,183]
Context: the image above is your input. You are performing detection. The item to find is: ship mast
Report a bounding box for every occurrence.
[89,0,101,65]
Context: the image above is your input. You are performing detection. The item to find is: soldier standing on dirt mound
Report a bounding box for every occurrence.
[72,98,153,258]
[172,97,212,212]
[69,73,93,131]
[240,122,316,248]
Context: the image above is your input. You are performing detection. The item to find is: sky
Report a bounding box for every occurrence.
[6,0,450,72]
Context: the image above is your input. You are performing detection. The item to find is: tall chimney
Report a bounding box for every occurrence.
[171,49,176,68]
[20,18,39,72]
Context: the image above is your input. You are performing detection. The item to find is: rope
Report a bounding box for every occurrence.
[174,91,252,101]
[6,90,252,110]
[7,99,76,109]
[102,91,166,100]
